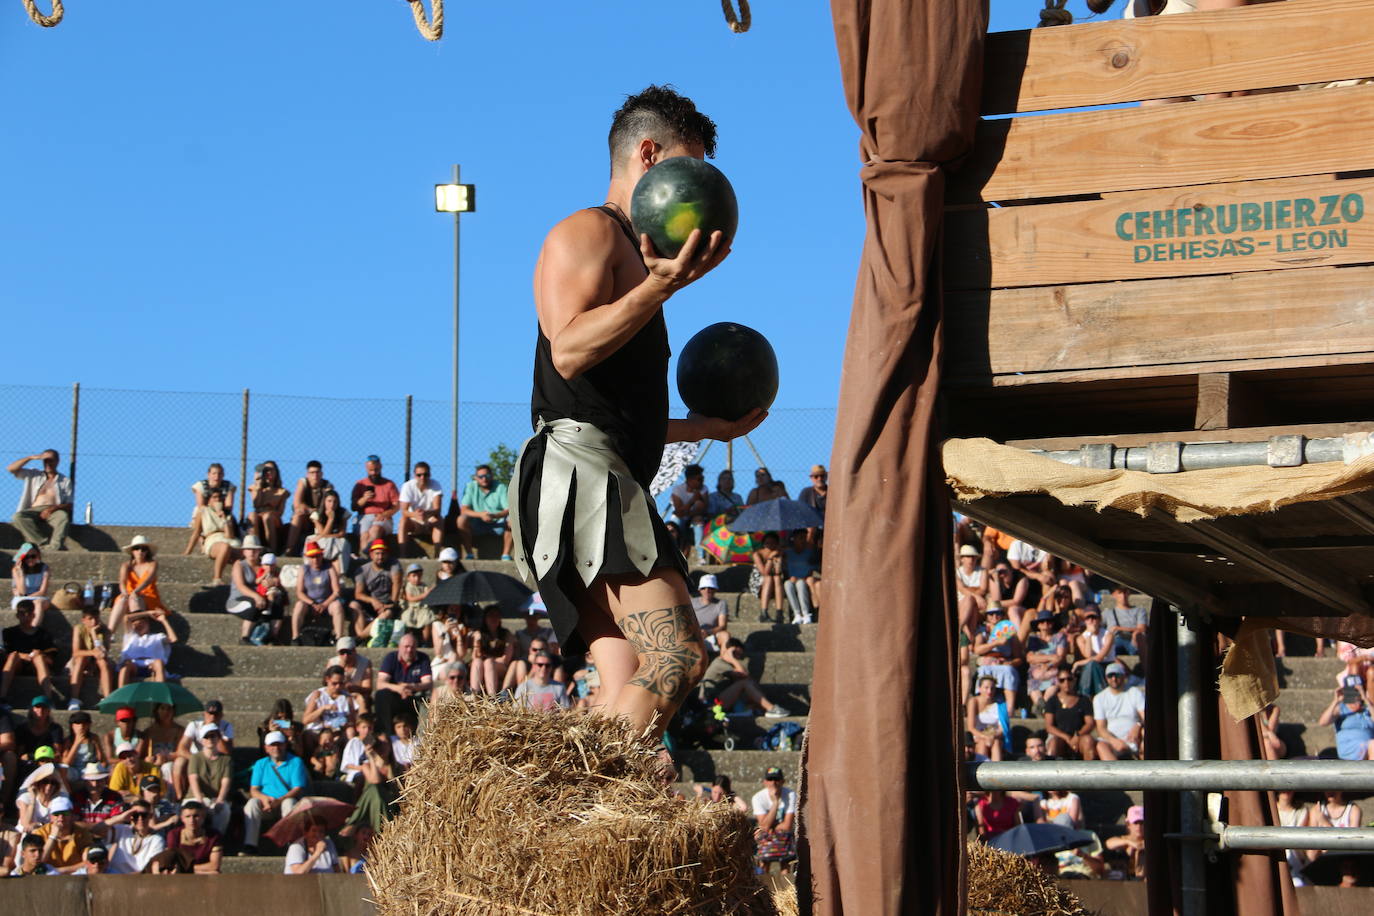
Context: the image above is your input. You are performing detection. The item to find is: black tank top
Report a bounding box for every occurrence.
[530,206,669,487]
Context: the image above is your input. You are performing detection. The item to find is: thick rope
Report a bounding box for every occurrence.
[721,0,750,33]
[408,0,443,41]
[1038,0,1073,27]
[22,0,63,27]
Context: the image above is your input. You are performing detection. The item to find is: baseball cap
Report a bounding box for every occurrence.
[958,545,980,558]
[407,563,423,573]
[116,741,137,757]
[200,727,221,740]
[698,574,719,590]
[86,844,109,863]
[139,776,161,791]
[1127,805,1145,824]
[264,730,287,746]
[115,706,136,721]
[764,766,784,781]
[30,694,51,708]
[70,710,92,724]
[336,636,357,651]
[366,454,381,463]
[49,796,75,814]
[205,699,223,714]
[367,539,388,553]
[1105,662,1128,676]
[439,547,459,562]
[261,552,278,566]
[34,745,56,761]
[1035,610,1055,622]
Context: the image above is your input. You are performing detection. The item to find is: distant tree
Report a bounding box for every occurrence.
[487,443,517,486]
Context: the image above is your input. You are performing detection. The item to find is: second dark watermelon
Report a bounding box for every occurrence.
[631,157,739,258]
[677,322,778,422]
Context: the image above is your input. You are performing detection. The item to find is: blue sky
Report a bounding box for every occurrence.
[1,1,1102,521]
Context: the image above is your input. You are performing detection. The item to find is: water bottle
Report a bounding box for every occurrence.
[84,501,93,525]
[83,579,95,610]
[101,583,114,609]
[780,733,793,752]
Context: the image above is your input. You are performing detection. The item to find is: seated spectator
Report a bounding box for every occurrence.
[258,699,308,760]
[137,775,179,833]
[1045,667,1096,760]
[311,489,352,575]
[10,833,49,876]
[1102,585,1148,664]
[752,766,797,874]
[399,563,436,639]
[10,543,51,616]
[109,742,158,802]
[15,695,65,765]
[746,467,787,504]
[708,469,744,518]
[975,789,1022,840]
[782,530,818,625]
[351,455,400,548]
[398,462,445,554]
[1336,640,1374,695]
[1313,790,1364,887]
[693,773,751,815]
[1007,539,1056,607]
[96,802,166,874]
[292,543,346,645]
[430,608,470,688]
[1039,585,1084,643]
[468,606,513,696]
[183,463,237,558]
[1276,790,1313,885]
[184,729,233,836]
[310,727,343,781]
[338,735,399,862]
[670,464,711,559]
[513,651,571,710]
[456,464,513,560]
[286,461,334,556]
[150,800,222,874]
[304,666,361,741]
[110,535,166,633]
[74,762,125,824]
[9,449,73,552]
[512,602,559,658]
[1257,702,1287,759]
[798,464,827,547]
[102,706,142,762]
[240,732,307,855]
[285,815,342,874]
[390,715,417,773]
[374,634,432,735]
[992,562,1038,623]
[1024,611,1068,715]
[1073,608,1116,697]
[59,711,107,772]
[1093,663,1145,761]
[955,545,991,635]
[1042,789,1083,829]
[351,540,402,641]
[226,536,283,645]
[117,611,178,686]
[34,795,94,874]
[1318,685,1374,761]
[17,763,68,832]
[502,636,559,692]
[340,714,376,789]
[698,639,791,718]
[1105,805,1147,879]
[2,600,61,705]
[973,604,1022,710]
[247,461,289,552]
[73,842,109,875]
[692,574,729,653]
[571,666,601,710]
[143,703,184,796]
[191,491,238,585]
[172,700,234,799]
[752,533,785,624]
[966,676,1008,762]
[327,637,374,709]
[67,607,115,710]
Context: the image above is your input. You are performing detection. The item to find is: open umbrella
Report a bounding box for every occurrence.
[700,512,759,564]
[1299,848,1374,885]
[265,796,356,846]
[427,570,532,612]
[97,681,203,718]
[986,823,1095,857]
[730,498,822,534]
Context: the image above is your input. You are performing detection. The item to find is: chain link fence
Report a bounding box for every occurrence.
[0,384,836,528]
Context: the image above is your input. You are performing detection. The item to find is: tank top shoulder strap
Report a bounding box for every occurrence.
[589,205,639,249]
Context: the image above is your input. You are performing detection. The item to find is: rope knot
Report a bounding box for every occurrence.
[1038,0,1074,27]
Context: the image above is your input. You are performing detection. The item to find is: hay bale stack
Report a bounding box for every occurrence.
[966,842,1088,916]
[368,697,777,915]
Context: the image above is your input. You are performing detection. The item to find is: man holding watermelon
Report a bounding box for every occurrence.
[509,86,764,739]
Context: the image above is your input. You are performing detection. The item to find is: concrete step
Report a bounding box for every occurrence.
[1277,656,1355,690]
[222,855,292,874]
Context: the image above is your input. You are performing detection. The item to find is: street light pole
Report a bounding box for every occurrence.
[451,163,461,495]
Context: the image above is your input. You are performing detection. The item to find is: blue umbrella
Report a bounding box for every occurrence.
[986,823,1095,857]
[729,498,822,533]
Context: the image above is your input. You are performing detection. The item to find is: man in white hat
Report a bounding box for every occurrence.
[325,635,374,706]
[240,730,307,855]
[691,574,729,653]
[35,795,96,873]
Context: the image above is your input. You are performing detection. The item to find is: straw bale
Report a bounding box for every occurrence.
[966,842,1088,916]
[368,696,777,915]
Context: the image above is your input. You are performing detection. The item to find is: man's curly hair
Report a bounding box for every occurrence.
[608,85,718,175]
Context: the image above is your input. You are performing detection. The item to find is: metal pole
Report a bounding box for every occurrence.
[1177,613,1206,916]
[1217,826,1374,852]
[404,395,413,478]
[741,434,766,471]
[68,382,80,492]
[451,163,461,501]
[727,440,733,472]
[966,759,1374,792]
[239,389,250,521]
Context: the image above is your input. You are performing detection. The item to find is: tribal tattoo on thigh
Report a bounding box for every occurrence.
[620,605,702,703]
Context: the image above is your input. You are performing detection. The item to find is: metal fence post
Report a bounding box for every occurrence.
[68,382,80,492]
[239,389,250,520]
[404,395,413,477]
[1177,612,1207,916]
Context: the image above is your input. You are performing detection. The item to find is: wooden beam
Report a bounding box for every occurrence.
[1005,422,1374,452]
[942,174,1374,291]
[943,266,1374,385]
[954,497,1223,615]
[1195,373,1264,430]
[980,0,1374,115]
[1211,583,1357,618]
[1157,511,1372,615]
[1327,493,1374,535]
[949,83,1374,204]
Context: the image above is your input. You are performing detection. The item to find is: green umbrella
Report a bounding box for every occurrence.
[97,681,204,717]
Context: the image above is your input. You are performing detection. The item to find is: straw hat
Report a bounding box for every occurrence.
[123,534,157,557]
[240,534,264,551]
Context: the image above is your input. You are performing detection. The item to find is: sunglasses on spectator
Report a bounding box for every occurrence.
[129,812,149,820]
[475,473,491,479]
[810,473,825,478]
[446,674,461,681]
[533,662,551,668]
[1056,676,1073,682]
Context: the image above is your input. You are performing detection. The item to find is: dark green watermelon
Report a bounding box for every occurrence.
[676,322,778,422]
[631,157,738,259]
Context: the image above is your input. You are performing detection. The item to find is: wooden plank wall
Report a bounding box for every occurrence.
[944,0,1374,438]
